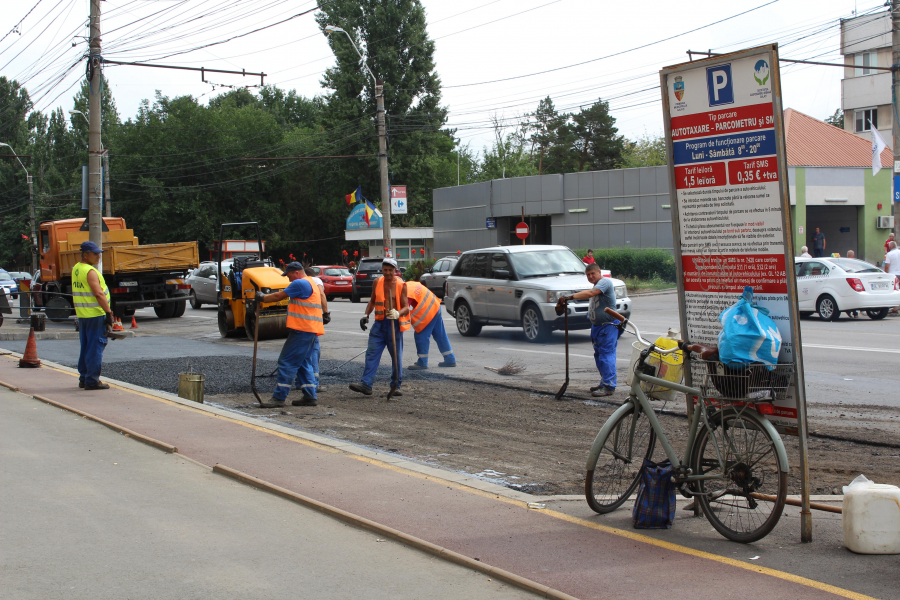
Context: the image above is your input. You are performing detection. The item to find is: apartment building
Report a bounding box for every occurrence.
[841,11,893,148]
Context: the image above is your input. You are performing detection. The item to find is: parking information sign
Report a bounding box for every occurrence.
[661,45,806,431]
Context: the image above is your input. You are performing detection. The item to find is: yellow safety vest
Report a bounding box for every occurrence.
[72,262,110,318]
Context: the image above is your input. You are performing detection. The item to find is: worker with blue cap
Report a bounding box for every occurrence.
[350,257,410,396]
[254,261,329,408]
[72,240,114,390]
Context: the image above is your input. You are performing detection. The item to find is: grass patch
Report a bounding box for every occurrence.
[622,274,677,294]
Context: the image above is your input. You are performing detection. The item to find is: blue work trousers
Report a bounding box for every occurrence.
[591,321,623,389]
[301,336,320,389]
[361,319,403,388]
[413,314,455,367]
[274,330,318,402]
[77,316,108,387]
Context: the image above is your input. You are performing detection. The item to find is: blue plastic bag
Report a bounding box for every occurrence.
[717,286,782,370]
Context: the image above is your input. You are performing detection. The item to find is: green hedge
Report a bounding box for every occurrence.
[403,258,437,282]
[574,248,676,282]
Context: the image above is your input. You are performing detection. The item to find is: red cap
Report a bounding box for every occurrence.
[456,250,461,255]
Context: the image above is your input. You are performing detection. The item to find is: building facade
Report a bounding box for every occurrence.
[840,11,893,148]
[432,167,673,256]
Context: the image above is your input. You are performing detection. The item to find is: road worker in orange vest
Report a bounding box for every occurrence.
[254,261,329,408]
[350,258,410,396]
[405,280,456,370]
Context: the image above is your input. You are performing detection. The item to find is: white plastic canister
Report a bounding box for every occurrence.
[842,475,900,554]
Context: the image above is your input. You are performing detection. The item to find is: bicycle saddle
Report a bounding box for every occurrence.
[687,343,719,360]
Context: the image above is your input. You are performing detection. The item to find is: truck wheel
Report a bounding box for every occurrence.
[124,307,136,318]
[522,304,550,343]
[171,300,186,318]
[154,303,177,318]
[189,290,202,309]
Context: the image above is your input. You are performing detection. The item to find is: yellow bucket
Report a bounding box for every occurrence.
[627,338,684,401]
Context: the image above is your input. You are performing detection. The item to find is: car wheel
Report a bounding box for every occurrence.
[189,290,202,309]
[816,295,840,322]
[351,293,361,303]
[799,311,813,319]
[326,295,335,302]
[522,304,550,343]
[455,301,482,337]
[866,308,889,320]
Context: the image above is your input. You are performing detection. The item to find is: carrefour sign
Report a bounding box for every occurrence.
[345,202,383,230]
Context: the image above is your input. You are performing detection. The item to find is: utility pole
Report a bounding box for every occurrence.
[893,1,900,238]
[28,174,35,272]
[375,79,392,255]
[103,151,111,217]
[88,0,103,255]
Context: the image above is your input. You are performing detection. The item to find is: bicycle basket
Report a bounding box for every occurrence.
[690,360,794,402]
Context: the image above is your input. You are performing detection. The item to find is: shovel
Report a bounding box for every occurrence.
[554,301,569,401]
[385,285,399,401]
[251,298,264,406]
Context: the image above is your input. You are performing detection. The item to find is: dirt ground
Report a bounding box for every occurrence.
[209,377,900,497]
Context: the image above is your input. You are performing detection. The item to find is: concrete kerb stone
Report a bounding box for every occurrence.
[0,329,135,341]
[0,346,540,505]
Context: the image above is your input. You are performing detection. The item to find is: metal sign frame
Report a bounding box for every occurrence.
[659,43,812,542]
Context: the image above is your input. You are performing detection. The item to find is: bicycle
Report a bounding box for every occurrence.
[584,308,791,543]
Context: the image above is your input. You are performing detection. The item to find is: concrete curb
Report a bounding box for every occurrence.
[628,288,678,298]
[30,393,178,454]
[213,464,580,600]
[0,329,136,341]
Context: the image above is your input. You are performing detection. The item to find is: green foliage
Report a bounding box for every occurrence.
[824,108,844,130]
[621,133,667,168]
[574,247,676,282]
[402,257,436,281]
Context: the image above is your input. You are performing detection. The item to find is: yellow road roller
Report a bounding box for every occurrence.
[216,222,289,340]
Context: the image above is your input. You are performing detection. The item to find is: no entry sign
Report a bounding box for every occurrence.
[515,222,529,240]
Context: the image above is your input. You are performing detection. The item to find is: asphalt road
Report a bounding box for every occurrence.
[4,291,899,408]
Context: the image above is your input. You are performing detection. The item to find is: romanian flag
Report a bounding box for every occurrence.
[363,198,377,227]
[345,186,363,206]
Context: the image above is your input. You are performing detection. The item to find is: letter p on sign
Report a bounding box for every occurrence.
[706,64,734,106]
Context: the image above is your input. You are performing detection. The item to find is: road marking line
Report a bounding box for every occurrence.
[803,344,900,354]
[498,347,596,360]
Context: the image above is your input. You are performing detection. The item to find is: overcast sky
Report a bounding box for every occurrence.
[2,0,879,155]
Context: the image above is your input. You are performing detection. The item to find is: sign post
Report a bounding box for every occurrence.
[661,44,812,542]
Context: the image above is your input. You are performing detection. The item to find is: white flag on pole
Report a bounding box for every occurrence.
[871,122,887,175]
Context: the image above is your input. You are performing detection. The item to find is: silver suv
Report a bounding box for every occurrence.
[445,245,631,343]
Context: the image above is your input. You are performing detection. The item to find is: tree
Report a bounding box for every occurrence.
[621,133,667,168]
[526,97,566,174]
[316,0,456,228]
[476,116,537,181]
[569,99,624,171]
[824,108,844,130]
[0,77,35,270]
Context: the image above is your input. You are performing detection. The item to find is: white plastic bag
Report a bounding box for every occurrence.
[842,474,872,495]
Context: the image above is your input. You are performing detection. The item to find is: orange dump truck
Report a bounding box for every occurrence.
[31,217,199,320]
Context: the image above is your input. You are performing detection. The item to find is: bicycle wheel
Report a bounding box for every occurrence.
[585,401,658,513]
[691,406,788,543]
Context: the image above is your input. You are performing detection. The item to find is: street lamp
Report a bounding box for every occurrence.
[0,142,36,272]
[69,110,111,218]
[324,24,393,256]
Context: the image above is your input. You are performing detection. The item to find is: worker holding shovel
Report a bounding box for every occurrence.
[255,262,327,408]
[558,263,622,397]
[350,258,410,396]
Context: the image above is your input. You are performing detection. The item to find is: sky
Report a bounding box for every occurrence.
[0,0,882,156]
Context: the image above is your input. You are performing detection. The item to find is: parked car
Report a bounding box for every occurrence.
[309,265,353,301]
[186,261,221,308]
[0,271,17,299]
[5,271,31,300]
[419,256,458,298]
[795,256,900,321]
[445,245,631,343]
[351,257,384,303]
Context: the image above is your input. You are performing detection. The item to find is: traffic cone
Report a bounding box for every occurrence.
[18,327,41,368]
[112,317,124,332]
[130,315,138,329]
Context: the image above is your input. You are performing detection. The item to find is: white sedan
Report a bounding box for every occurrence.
[795,257,900,321]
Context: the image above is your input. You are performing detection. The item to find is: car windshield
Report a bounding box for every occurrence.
[324,268,349,276]
[828,258,882,273]
[359,261,382,272]
[0,272,11,281]
[509,249,586,278]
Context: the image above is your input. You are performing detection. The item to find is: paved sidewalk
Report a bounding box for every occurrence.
[0,353,890,600]
[0,387,537,600]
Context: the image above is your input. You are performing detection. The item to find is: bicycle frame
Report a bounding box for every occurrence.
[585,367,789,483]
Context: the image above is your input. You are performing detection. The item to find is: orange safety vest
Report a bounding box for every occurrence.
[405,281,440,333]
[373,277,411,332]
[286,275,325,335]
